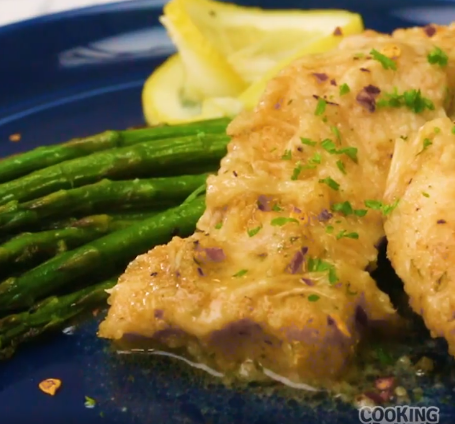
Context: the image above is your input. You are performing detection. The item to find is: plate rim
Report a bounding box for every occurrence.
[0,0,159,35]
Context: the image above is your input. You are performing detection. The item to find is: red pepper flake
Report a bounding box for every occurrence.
[9,133,21,142]
[375,376,395,391]
[356,85,381,112]
[312,72,329,83]
[333,26,343,36]
[423,24,436,37]
[437,219,446,224]
[360,68,370,72]
[330,79,337,86]
[39,378,62,396]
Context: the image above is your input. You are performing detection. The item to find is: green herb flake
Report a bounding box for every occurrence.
[272,203,283,212]
[310,152,322,165]
[248,226,262,237]
[422,192,430,198]
[271,217,299,226]
[319,177,340,191]
[308,257,332,272]
[338,146,358,163]
[370,49,397,70]
[233,269,248,277]
[85,396,97,408]
[400,135,408,141]
[214,222,223,229]
[417,138,433,155]
[336,160,346,174]
[282,150,292,160]
[434,127,441,134]
[364,199,399,215]
[377,88,435,113]
[301,137,317,146]
[336,230,359,240]
[354,209,368,217]
[331,201,354,216]
[339,83,350,96]
[374,346,394,365]
[328,267,338,284]
[321,138,336,153]
[315,98,327,116]
[427,46,449,67]
[326,225,334,233]
[331,126,341,141]
[353,52,366,59]
[308,294,320,302]
[291,163,303,180]
[452,126,455,134]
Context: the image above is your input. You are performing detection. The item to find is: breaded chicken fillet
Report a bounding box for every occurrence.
[99,34,450,385]
[384,117,455,356]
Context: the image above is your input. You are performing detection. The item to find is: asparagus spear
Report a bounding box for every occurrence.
[0,174,208,233]
[0,195,206,312]
[0,118,229,183]
[0,133,228,205]
[0,276,117,359]
[41,210,163,230]
[0,212,158,270]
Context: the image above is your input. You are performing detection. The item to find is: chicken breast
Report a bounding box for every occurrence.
[99,34,449,385]
[384,117,455,355]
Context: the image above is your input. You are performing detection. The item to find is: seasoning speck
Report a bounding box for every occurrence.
[356,85,381,112]
[85,396,97,409]
[424,24,436,37]
[150,272,158,277]
[333,27,343,36]
[9,133,21,142]
[312,72,329,83]
[437,219,446,224]
[39,379,62,396]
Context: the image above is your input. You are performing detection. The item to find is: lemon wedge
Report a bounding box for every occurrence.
[143,0,364,124]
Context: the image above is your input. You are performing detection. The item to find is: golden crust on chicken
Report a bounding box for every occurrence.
[384,117,455,355]
[99,32,450,384]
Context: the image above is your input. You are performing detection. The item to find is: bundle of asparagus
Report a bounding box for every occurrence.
[0,118,231,358]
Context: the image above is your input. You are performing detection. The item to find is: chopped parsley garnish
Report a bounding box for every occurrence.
[233,269,248,277]
[427,46,448,67]
[331,201,367,217]
[214,222,223,229]
[320,139,358,162]
[307,257,338,284]
[282,150,292,160]
[337,147,358,162]
[291,163,303,180]
[434,126,441,134]
[271,217,299,226]
[331,126,341,140]
[370,49,397,70]
[319,177,340,191]
[308,294,320,302]
[417,138,433,155]
[364,199,399,215]
[85,396,97,408]
[336,160,346,174]
[376,88,435,113]
[301,137,317,146]
[321,138,337,152]
[336,230,359,240]
[452,126,455,134]
[310,152,322,164]
[422,192,430,198]
[326,225,334,233]
[272,203,283,212]
[248,226,262,237]
[315,98,327,116]
[339,83,350,96]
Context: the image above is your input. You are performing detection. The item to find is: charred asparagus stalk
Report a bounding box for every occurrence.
[0,195,206,312]
[0,276,118,359]
[0,118,229,183]
[0,133,229,205]
[0,212,161,270]
[0,174,209,234]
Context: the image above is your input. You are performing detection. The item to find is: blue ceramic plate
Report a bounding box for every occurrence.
[1,1,455,423]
